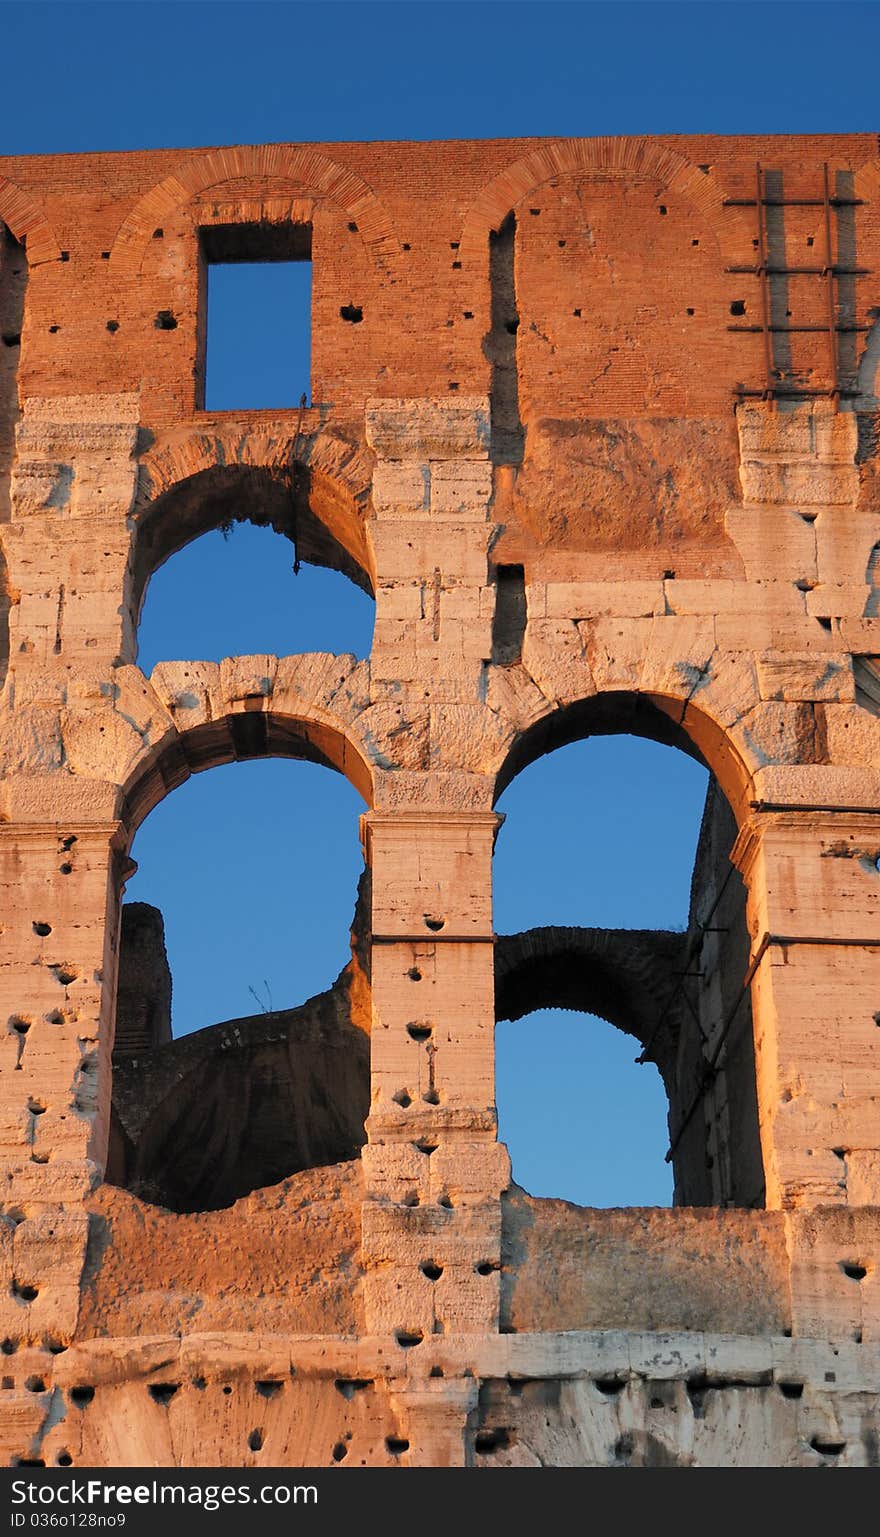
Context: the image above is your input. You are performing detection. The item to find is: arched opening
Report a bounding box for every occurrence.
[132,461,375,670]
[106,722,373,1214]
[493,697,761,1210]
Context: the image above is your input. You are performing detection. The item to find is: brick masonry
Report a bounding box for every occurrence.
[0,133,878,1466]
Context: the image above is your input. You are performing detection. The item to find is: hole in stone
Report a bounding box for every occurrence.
[154,310,178,330]
[406,969,423,984]
[60,837,76,851]
[49,325,60,334]
[437,1193,453,1209]
[423,915,445,932]
[595,1377,626,1396]
[1,1339,16,1355]
[686,307,695,316]
[386,1436,409,1455]
[430,1366,444,1378]
[348,222,359,233]
[1,1376,12,1390]
[334,1378,371,1400]
[13,1283,38,1303]
[778,1381,804,1399]
[332,1441,347,1462]
[106,320,119,333]
[44,1011,65,1026]
[407,1022,432,1041]
[148,1382,180,1405]
[56,1452,73,1466]
[475,1261,497,1277]
[422,1089,440,1105]
[27,1099,46,1116]
[692,238,700,246]
[70,1385,94,1406]
[153,228,164,239]
[402,1191,420,1207]
[255,1379,282,1399]
[191,1376,206,1390]
[415,1139,438,1155]
[394,1329,423,1349]
[420,1262,443,1282]
[475,1428,512,1453]
[248,1429,263,1452]
[572,309,581,318]
[558,239,566,248]
[730,300,746,316]
[659,205,668,215]
[32,923,51,937]
[44,1339,67,1355]
[340,304,363,324]
[51,967,76,986]
[841,1262,868,1281]
[403,243,411,251]
[9,1018,30,1036]
[452,260,461,269]
[810,1436,846,1457]
[392,1090,412,1108]
[24,1376,45,1393]
[222,1385,232,1395]
[464,310,474,318]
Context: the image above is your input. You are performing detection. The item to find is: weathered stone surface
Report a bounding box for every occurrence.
[1,132,880,1468]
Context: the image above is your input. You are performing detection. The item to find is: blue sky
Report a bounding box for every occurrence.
[5,0,870,1206]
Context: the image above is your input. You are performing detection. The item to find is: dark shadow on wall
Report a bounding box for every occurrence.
[485,212,524,465]
[0,225,25,686]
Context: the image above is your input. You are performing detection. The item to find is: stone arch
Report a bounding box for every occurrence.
[109,144,400,275]
[491,685,753,830]
[0,177,61,265]
[495,925,687,1046]
[490,693,761,1209]
[120,698,374,837]
[131,425,375,627]
[459,137,727,268]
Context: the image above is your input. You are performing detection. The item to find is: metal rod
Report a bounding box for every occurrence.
[822,163,839,401]
[754,163,774,398]
[726,265,868,276]
[724,197,863,208]
[727,324,867,334]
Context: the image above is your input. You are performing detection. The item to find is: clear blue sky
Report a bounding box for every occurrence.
[4,0,871,1207]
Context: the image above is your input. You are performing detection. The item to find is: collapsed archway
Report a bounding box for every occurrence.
[492,696,762,1210]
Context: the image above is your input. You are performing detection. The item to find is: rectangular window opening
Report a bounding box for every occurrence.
[199,222,312,411]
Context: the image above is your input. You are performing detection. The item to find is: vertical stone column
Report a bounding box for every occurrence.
[361,810,509,1343]
[0,805,123,1346]
[733,809,880,1213]
[5,394,139,673]
[360,397,509,1387]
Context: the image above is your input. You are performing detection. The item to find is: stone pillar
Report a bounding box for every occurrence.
[5,394,139,673]
[361,810,509,1341]
[733,810,880,1213]
[389,1379,479,1467]
[0,805,124,1348]
[360,395,509,1347]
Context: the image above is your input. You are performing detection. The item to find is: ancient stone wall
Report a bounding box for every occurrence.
[0,134,879,1466]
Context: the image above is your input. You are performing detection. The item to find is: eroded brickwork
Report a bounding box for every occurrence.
[0,134,879,1467]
